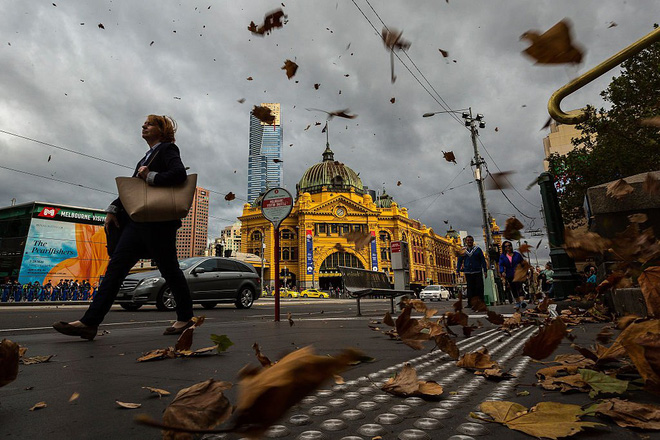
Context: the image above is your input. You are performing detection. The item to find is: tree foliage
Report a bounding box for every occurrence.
[548,34,660,224]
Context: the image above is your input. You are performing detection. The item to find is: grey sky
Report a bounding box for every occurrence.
[1,0,657,262]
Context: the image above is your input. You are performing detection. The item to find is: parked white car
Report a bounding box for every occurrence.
[419,285,451,301]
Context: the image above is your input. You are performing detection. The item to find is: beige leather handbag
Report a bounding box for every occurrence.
[116,171,197,222]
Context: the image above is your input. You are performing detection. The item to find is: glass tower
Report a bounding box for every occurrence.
[247,103,283,203]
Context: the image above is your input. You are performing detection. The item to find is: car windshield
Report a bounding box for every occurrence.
[179,257,206,270]
[424,286,439,291]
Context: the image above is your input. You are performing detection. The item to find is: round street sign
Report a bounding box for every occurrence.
[260,187,293,229]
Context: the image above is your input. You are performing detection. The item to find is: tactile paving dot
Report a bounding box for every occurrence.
[332,384,348,392]
[344,391,361,400]
[300,396,319,405]
[316,389,333,398]
[358,386,375,395]
[375,412,403,425]
[339,409,365,420]
[339,437,363,440]
[403,397,425,406]
[456,422,490,436]
[289,414,312,426]
[309,405,331,416]
[356,401,379,411]
[426,407,452,419]
[397,428,431,440]
[296,430,326,440]
[357,423,386,437]
[446,435,476,440]
[319,419,347,431]
[413,417,443,430]
[200,435,227,440]
[436,400,460,409]
[264,425,290,438]
[372,394,393,403]
[389,404,412,415]
[328,398,348,408]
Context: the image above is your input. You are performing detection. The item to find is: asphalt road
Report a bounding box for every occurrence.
[0,299,654,440]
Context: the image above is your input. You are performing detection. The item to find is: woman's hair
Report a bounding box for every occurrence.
[146,114,177,142]
[501,241,513,254]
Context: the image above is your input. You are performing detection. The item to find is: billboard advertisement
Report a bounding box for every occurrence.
[370,231,378,271]
[18,206,109,284]
[306,229,314,275]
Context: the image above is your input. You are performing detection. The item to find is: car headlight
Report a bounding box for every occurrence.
[138,278,161,288]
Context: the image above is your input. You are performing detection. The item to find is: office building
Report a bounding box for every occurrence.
[176,187,209,260]
[247,103,283,203]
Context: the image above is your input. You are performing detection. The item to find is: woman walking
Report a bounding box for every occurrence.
[498,241,526,309]
[53,115,194,340]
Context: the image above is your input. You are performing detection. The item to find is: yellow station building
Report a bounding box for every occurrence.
[239,144,464,291]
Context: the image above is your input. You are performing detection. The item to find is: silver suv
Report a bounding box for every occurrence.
[115,257,260,311]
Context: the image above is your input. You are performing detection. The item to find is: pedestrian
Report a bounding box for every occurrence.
[53,115,194,340]
[498,241,526,308]
[539,262,554,299]
[456,235,487,308]
[586,266,597,285]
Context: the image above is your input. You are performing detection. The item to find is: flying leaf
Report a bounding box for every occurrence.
[116,401,141,409]
[345,231,374,251]
[638,267,660,317]
[381,27,411,83]
[314,83,320,90]
[252,105,276,124]
[47,155,51,162]
[68,392,80,402]
[383,311,395,327]
[287,312,294,327]
[248,9,287,36]
[606,178,634,199]
[503,216,524,240]
[643,173,660,194]
[486,171,513,190]
[143,386,171,397]
[640,116,660,127]
[328,109,356,119]
[224,192,236,201]
[230,346,364,437]
[30,401,47,411]
[521,19,584,64]
[434,333,459,360]
[474,368,515,380]
[281,59,298,79]
[457,347,499,370]
[237,98,245,103]
[628,213,648,224]
[486,310,505,325]
[438,49,449,57]
[0,339,19,387]
[137,347,176,362]
[477,401,603,438]
[607,21,618,28]
[98,23,105,29]
[381,363,443,398]
[252,343,273,367]
[562,228,611,260]
[390,97,396,103]
[593,398,660,430]
[519,243,532,254]
[579,369,628,398]
[396,305,431,350]
[513,260,531,283]
[210,334,234,353]
[442,151,457,164]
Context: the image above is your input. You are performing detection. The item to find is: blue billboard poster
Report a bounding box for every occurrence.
[306,229,313,275]
[370,231,378,271]
[19,215,109,285]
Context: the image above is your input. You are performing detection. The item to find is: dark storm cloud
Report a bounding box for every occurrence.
[0,0,657,252]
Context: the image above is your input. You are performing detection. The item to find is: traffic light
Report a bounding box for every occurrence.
[215,244,222,256]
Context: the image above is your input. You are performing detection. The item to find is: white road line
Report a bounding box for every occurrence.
[0,319,192,333]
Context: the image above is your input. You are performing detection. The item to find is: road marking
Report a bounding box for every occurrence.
[0,318,194,333]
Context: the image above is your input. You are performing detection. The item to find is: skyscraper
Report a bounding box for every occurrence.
[176,187,209,260]
[247,103,283,203]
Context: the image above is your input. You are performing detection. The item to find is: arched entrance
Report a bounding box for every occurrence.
[318,252,364,292]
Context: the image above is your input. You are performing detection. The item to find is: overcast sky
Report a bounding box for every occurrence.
[1,0,657,262]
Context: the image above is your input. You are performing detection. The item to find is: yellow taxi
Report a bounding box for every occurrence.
[279,288,299,298]
[300,288,330,299]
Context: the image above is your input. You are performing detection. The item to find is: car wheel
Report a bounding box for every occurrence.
[120,303,142,311]
[235,287,254,309]
[303,294,308,298]
[287,294,293,298]
[201,302,217,310]
[156,287,176,311]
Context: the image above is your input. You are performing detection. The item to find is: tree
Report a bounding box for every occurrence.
[548,33,660,224]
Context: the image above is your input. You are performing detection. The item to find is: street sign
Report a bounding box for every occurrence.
[261,187,293,229]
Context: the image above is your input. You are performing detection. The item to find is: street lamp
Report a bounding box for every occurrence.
[422,108,469,118]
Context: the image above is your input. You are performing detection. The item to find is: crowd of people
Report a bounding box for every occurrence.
[0,279,98,303]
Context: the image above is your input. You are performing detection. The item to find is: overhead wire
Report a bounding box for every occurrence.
[0,164,116,195]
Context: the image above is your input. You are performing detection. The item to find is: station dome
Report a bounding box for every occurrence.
[296,144,364,195]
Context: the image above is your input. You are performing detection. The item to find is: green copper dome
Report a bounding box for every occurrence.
[376,190,396,208]
[296,145,364,195]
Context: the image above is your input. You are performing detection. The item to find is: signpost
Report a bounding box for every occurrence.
[260,187,293,322]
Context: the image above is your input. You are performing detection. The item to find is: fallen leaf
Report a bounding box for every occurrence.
[503,217,524,240]
[474,368,514,380]
[517,390,530,396]
[579,369,628,398]
[143,386,171,397]
[638,267,660,317]
[116,400,141,409]
[22,355,53,365]
[593,398,660,430]
[523,318,567,360]
[381,363,443,398]
[521,19,584,65]
[478,401,603,438]
[596,327,614,345]
[225,192,236,201]
[210,334,234,353]
[248,9,286,36]
[502,312,523,329]
[69,392,80,403]
[383,311,395,327]
[1,339,20,387]
[442,151,457,164]
[539,374,590,393]
[29,401,47,411]
[231,346,364,437]
[457,347,499,370]
[606,179,634,199]
[252,342,272,367]
[252,105,276,124]
[281,59,298,79]
[486,311,505,325]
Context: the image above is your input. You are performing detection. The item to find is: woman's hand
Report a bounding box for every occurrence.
[104,213,120,233]
[137,166,150,180]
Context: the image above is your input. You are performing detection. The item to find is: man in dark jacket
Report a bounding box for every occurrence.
[456,235,487,307]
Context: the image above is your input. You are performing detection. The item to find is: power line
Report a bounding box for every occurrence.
[401,164,468,205]
[0,164,116,195]
[482,165,535,221]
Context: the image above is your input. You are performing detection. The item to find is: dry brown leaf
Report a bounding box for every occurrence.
[514,260,531,283]
[0,339,19,387]
[643,173,660,195]
[594,398,660,430]
[396,305,431,350]
[248,9,286,36]
[519,243,532,254]
[345,231,374,251]
[563,228,611,260]
[536,364,582,380]
[22,355,53,365]
[439,48,449,57]
[640,116,660,128]
[486,310,505,325]
[503,217,524,240]
[457,347,499,370]
[143,386,171,397]
[381,363,443,398]
[69,392,80,402]
[502,312,523,329]
[521,19,584,65]
[383,311,395,327]
[469,297,488,312]
[638,267,660,317]
[628,213,649,224]
[137,347,176,362]
[381,27,411,83]
[232,346,363,437]
[443,151,457,164]
[252,343,273,367]
[328,109,357,119]
[474,368,514,380]
[434,333,459,360]
[390,97,396,103]
[29,401,47,411]
[486,171,514,190]
[116,400,141,409]
[287,312,294,327]
[224,192,236,201]
[606,178,634,199]
[252,105,276,124]
[281,59,298,79]
[445,311,469,327]
[523,318,567,360]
